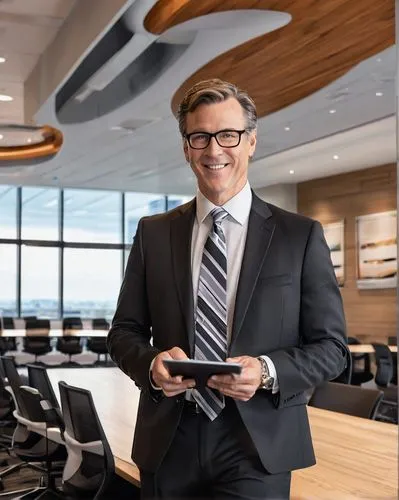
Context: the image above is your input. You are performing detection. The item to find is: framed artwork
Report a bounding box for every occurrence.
[356,210,397,289]
[323,221,345,287]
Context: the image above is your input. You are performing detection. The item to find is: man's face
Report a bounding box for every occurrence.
[184,98,256,205]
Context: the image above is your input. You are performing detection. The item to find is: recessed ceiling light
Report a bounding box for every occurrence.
[329,109,336,114]
[375,91,383,97]
[26,138,32,143]
[0,94,13,102]
[376,57,382,63]
[0,57,5,64]
[333,155,339,160]
[0,134,3,140]
[289,170,294,174]
[110,126,123,131]
[284,126,290,131]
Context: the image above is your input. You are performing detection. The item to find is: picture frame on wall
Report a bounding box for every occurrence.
[356,210,397,289]
[322,221,345,287]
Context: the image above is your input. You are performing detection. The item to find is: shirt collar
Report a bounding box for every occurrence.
[196,181,252,226]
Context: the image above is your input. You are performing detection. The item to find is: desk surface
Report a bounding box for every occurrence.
[349,344,397,354]
[0,329,109,337]
[47,368,398,499]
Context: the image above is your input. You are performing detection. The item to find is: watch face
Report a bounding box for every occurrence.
[263,376,274,389]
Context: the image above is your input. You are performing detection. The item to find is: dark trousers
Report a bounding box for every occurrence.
[140,399,291,499]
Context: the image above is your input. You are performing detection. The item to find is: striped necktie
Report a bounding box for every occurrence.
[193,207,229,420]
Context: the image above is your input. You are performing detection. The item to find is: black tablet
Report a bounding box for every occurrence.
[163,359,242,385]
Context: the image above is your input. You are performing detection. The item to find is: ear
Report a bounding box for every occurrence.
[248,130,257,157]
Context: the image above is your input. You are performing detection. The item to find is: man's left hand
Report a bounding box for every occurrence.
[207,356,261,401]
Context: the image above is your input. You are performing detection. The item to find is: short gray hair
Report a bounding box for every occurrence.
[177,78,257,136]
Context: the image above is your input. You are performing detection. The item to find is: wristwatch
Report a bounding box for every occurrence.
[257,357,274,390]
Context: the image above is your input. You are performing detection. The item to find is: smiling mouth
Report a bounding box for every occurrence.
[204,163,228,170]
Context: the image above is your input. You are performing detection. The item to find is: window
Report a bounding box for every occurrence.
[0,186,17,239]
[21,187,59,240]
[167,195,193,210]
[63,248,121,319]
[21,246,59,318]
[64,189,121,244]
[125,193,165,244]
[0,244,17,316]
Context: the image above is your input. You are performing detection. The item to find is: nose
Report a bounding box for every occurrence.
[204,136,223,155]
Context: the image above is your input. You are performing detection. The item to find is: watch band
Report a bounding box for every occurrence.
[257,357,274,390]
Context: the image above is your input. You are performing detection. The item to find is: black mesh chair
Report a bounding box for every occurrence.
[27,364,60,411]
[0,357,65,496]
[92,318,110,330]
[56,337,83,364]
[309,381,383,420]
[0,317,15,330]
[347,337,374,385]
[16,386,65,498]
[87,337,110,364]
[58,381,115,499]
[387,337,398,385]
[372,343,398,424]
[23,319,52,363]
[0,318,17,356]
[62,317,83,331]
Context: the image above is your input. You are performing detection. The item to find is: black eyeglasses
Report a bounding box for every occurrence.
[185,129,247,149]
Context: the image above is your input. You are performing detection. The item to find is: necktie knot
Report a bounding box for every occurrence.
[210,207,228,227]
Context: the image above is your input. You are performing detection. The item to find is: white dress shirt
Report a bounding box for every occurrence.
[191,181,278,392]
[150,181,279,393]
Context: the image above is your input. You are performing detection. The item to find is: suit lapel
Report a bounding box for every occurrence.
[171,200,196,356]
[230,195,276,348]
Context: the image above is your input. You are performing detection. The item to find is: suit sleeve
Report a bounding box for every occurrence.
[267,220,350,408]
[107,219,160,391]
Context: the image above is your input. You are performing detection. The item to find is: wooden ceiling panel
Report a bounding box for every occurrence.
[144,0,394,118]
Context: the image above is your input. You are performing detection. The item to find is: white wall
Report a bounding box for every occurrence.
[254,183,297,213]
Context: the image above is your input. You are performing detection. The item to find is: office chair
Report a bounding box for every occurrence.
[0,357,66,496]
[92,318,110,330]
[308,381,383,420]
[58,381,115,499]
[23,320,52,363]
[16,386,65,498]
[347,337,374,385]
[372,343,398,424]
[0,317,15,330]
[27,364,60,411]
[62,317,83,331]
[87,337,110,364]
[56,337,83,364]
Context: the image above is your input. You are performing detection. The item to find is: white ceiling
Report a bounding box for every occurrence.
[0,1,396,194]
[0,0,76,124]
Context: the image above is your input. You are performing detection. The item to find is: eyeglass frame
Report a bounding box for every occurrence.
[184,129,250,150]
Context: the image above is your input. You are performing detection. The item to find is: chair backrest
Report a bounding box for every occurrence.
[23,336,51,348]
[92,318,110,330]
[372,343,394,387]
[309,382,383,420]
[0,317,15,329]
[58,381,114,498]
[0,356,28,418]
[25,318,50,331]
[27,364,60,410]
[62,317,83,330]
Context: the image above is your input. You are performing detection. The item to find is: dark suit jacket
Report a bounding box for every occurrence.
[107,193,349,474]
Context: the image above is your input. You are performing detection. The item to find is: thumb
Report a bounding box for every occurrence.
[168,346,189,360]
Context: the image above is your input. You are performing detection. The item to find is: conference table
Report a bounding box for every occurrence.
[349,344,397,354]
[0,329,109,337]
[47,367,397,499]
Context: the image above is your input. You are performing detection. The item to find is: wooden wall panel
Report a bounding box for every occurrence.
[297,164,397,343]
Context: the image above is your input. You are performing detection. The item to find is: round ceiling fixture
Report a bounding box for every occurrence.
[0,124,63,166]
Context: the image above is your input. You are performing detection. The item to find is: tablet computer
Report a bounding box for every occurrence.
[163,359,242,384]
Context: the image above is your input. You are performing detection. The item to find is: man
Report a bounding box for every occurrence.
[107,79,349,499]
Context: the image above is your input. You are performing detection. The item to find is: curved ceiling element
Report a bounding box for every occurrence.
[0,125,63,167]
[166,0,394,117]
[55,0,290,124]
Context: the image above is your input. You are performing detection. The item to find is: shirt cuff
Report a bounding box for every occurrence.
[260,355,279,394]
[149,357,162,391]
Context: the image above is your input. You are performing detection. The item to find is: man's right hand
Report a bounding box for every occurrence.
[151,346,196,397]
